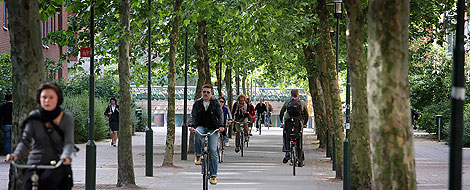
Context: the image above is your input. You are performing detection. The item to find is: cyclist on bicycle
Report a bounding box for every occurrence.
[279,89,309,167]
[231,94,250,153]
[265,101,273,127]
[254,98,267,131]
[247,98,256,136]
[6,82,74,190]
[189,84,224,185]
[219,96,232,147]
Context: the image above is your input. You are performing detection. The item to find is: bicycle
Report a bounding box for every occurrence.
[256,112,266,135]
[217,131,224,163]
[286,118,303,176]
[234,121,249,157]
[10,159,64,190]
[266,111,271,130]
[196,129,219,190]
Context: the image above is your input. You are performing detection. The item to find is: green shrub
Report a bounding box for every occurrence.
[62,93,109,143]
[417,100,450,134]
[132,104,148,132]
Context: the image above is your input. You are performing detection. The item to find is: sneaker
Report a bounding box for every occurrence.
[225,142,230,147]
[235,147,240,153]
[113,144,117,147]
[283,153,290,164]
[194,156,201,165]
[298,161,304,167]
[210,177,217,185]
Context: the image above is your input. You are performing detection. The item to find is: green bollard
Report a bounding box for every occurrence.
[343,136,350,190]
[85,141,96,190]
[145,127,153,176]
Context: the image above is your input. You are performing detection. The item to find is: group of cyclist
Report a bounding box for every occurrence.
[189,84,309,185]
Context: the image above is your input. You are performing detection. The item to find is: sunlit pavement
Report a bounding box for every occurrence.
[0,126,469,189]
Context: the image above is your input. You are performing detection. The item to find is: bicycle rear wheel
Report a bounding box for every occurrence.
[291,144,296,176]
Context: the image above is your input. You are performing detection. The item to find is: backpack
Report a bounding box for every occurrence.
[287,98,302,117]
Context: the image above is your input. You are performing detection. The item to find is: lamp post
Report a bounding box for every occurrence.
[86,1,96,189]
[449,0,465,189]
[145,0,153,176]
[181,26,189,160]
[331,1,350,189]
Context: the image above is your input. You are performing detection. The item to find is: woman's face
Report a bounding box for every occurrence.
[40,89,58,111]
[219,99,225,106]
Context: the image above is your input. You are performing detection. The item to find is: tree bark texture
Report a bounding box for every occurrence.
[236,70,240,96]
[367,1,416,189]
[216,42,222,97]
[163,0,182,167]
[197,20,211,85]
[345,0,373,189]
[303,44,327,148]
[117,0,135,186]
[315,42,334,158]
[317,0,344,179]
[6,0,45,189]
[225,63,233,110]
[242,76,246,96]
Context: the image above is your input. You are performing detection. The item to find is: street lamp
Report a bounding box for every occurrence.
[145,0,153,176]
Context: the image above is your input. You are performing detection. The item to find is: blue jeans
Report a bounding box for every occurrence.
[3,125,11,155]
[194,126,219,177]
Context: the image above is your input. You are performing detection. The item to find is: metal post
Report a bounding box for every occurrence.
[436,115,442,142]
[145,0,153,176]
[332,133,336,171]
[326,128,330,158]
[344,54,351,190]
[181,26,188,160]
[85,2,96,189]
[449,1,465,189]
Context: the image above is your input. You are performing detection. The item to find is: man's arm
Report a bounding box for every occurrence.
[189,101,199,128]
[279,101,287,123]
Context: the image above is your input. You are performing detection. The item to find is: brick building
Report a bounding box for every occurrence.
[0,2,74,81]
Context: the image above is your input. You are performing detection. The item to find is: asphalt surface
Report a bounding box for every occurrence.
[0,127,469,190]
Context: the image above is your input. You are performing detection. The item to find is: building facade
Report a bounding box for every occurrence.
[0,2,74,81]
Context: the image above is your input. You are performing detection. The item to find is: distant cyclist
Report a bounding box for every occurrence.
[279,89,309,167]
[219,96,232,147]
[247,98,256,136]
[189,84,224,185]
[231,94,250,153]
[254,98,267,131]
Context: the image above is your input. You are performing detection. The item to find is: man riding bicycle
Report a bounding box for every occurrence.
[255,98,267,131]
[231,94,250,153]
[279,89,309,167]
[189,84,224,185]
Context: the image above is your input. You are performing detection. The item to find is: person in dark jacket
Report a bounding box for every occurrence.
[189,84,224,185]
[6,82,74,190]
[0,93,12,155]
[104,98,119,146]
[231,94,250,153]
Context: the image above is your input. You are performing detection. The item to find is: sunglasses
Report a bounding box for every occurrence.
[203,91,211,94]
[220,101,225,103]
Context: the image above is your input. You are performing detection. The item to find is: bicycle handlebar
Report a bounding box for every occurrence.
[10,159,64,170]
[196,129,220,137]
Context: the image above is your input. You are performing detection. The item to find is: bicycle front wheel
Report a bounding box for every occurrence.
[241,131,244,157]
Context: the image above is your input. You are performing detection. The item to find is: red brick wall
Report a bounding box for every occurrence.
[0,4,71,81]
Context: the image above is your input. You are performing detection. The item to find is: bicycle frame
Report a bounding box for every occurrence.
[196,129,219,190]
[10,159,64,190]
[234,121,249,157]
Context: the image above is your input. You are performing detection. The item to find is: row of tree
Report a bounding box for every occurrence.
[6,0,456,189]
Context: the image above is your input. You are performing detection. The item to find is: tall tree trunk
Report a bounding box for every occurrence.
[198,20,211,85]
[6,0,45,189]
[235,69,240,96]
[163,0,182,167]
[367,1,415,189]
[242,76,246,96]
[345,0,372,189]
[117,0,135,186]
[304,44,327,149]
[315,42,334,158]
[317,0,345,179]
[225,62,233,109]
[216,41,223,97]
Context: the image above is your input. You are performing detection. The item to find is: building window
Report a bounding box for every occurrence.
[3,1,7,31]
